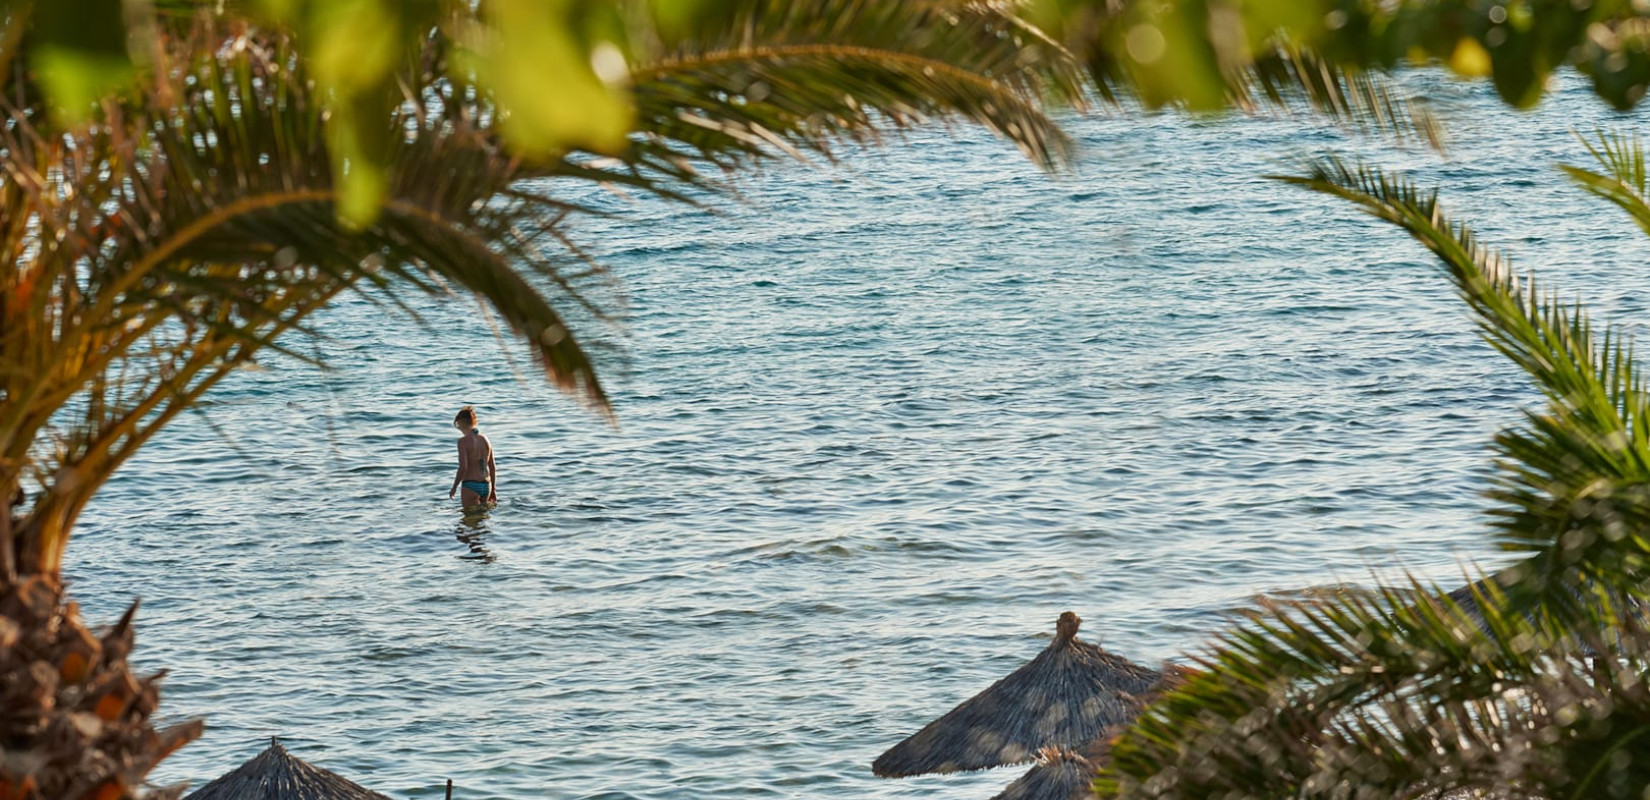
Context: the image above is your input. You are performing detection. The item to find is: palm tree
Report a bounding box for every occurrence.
[0,6,1084,797]
[1095,138,1650,798]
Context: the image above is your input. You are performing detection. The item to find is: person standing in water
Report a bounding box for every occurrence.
[448,406,497,507]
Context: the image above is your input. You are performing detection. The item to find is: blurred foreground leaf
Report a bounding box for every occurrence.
[456,0,632,159]
[23,0,134,124]
[1039,0,1650,115]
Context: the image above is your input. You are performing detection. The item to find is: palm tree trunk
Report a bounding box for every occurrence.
[0,575,202,799]
[0,462,202,798]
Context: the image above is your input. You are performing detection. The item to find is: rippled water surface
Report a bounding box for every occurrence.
[66,73,1650,799]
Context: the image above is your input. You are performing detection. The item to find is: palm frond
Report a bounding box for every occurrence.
[1089,151,1650,799]
[1278,157,1650,610]
[1242,46,1443,150]
[1317,637,1650,799]
[541,0,1082,198]
[1563,130,1650,238]
[144,32,618,402]
[1102,575,1646,798]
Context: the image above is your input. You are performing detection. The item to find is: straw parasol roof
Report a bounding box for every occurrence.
[872,611,1161,777]
[1441,573,1647,654]
[988,748,1100,800]
[185,739,394,800]
[1444,576,1514,635]
[986,663,1201,800]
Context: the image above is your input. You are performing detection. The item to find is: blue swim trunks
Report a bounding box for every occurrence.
[461,480,490,498]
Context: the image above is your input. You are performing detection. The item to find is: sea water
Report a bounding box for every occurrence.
[64,71,1650,799]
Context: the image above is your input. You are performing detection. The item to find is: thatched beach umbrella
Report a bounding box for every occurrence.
[185,739,393,800]
[988,747,1101,800]
[872,611,1161,777]
[987,662,1199,800]
[1441,574,1647,651]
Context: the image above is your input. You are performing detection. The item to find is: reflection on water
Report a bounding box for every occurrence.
[455,508,496,563]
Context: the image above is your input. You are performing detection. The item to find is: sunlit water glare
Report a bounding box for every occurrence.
[66,72,1650,799]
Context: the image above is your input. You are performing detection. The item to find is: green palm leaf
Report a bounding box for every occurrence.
[1103,575,1649,797]
[1562,131,1650,239]
[1095,148,1650,798]
[1279,157,1650,611]
[1241,46,1443,150]
[1102,150,1650,799]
